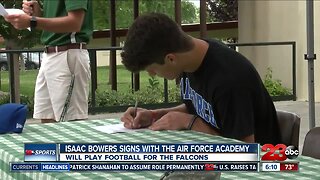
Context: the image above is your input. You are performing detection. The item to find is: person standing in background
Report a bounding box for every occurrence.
[5,0,93,123]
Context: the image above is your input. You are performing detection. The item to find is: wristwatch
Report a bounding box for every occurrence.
[30,16,37,31]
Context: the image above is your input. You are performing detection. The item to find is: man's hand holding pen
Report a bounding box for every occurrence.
[133,98,138,119]
[121,103,195,131]
[120,106,155,129]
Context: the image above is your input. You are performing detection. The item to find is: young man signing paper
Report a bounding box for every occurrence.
[120,13,281,145]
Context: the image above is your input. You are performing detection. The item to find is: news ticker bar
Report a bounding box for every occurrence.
[11,162,300,172]
[10,162,259,172]
[24,143,259,162]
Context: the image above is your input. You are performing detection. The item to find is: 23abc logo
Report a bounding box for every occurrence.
[205,164,215,171]
[261,144,299,161]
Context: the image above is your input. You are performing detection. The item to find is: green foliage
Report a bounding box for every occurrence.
[180,1,199,24]
[168,85,181,102]
[95,90,135,106]
[0,92,9,105]
[147,76,159,89]
[95,76,181,107]
[206,0,238,22]
[1,66,293,113]
[0,67,179,102]
[93,0,198,30]
[1,67,294,113]
[264,68,292,96]
[0,92,33,113]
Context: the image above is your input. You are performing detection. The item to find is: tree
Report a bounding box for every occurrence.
[92,0,111,31]
[93,0,199,30]
[206,0,238,22]
[206,0,238,43]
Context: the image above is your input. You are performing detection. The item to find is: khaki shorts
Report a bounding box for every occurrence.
[33,49,91,121]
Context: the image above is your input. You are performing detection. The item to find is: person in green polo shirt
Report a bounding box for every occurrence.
[5,0,93,123]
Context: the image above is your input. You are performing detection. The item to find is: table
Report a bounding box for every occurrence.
[1,119,320,180]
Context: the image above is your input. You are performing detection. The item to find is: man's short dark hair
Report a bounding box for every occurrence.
[121,13,194,72]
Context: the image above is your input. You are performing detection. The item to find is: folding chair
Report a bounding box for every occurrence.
[276,110,301,148]
[302,127,320,159]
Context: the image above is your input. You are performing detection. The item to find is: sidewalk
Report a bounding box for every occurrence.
[274,101,320,151]
[27,101,320,151]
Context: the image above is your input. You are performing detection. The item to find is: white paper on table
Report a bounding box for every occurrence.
[0,4,31,31]
[93,123,148,134]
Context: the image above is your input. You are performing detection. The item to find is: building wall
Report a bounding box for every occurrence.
[238,0,320,101]
[88,37,125,67]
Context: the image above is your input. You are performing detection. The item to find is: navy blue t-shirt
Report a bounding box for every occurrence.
[180,39,281,145]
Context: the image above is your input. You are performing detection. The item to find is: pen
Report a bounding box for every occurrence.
[133,98,138,118]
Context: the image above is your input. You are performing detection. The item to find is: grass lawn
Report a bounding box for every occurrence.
[0,66,177,98]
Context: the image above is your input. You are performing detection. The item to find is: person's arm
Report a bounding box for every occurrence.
[151,104,188,121]
[189,115,255,142]
[188,114,254,142]
[35,10,85,33]
[190,116,220,135]
[4,9,85,33]
[241,135,255,143]
[121,104,188,129]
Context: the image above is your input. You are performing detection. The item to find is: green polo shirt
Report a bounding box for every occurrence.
[41,0,93,46]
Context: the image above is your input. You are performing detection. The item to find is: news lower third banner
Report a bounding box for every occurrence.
[59,143,258,162]
[9,143,299,172]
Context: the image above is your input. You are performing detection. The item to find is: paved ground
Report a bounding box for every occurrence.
[26,101,320,152]
[274,101,320,152]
